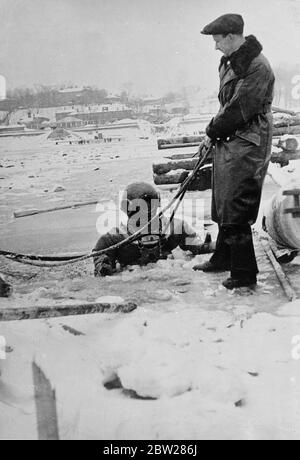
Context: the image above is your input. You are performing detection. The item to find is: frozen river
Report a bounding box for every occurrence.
[1,131,300,440]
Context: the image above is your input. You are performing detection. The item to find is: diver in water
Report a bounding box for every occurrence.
[93,182,214,277]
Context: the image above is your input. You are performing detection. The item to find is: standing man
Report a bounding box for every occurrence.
[194,14,275,289]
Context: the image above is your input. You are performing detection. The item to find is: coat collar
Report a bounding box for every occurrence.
[219,35,263,77]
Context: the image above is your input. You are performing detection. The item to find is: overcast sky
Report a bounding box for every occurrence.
[1,0,300,95]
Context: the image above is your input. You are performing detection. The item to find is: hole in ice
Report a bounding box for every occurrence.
[103,374,157,401]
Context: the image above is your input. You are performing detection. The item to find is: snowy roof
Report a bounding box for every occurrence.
[47,127,81,140]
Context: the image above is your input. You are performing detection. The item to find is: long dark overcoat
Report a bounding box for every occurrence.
[207,35,275,226]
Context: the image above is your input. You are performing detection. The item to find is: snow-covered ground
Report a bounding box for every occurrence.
[1,295,300,440]
[0,135,300,440]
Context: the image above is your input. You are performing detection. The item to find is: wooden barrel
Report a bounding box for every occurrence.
[264,185,300,249]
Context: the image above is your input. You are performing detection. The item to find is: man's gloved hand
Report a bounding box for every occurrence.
[197,136,214,158]
[94,259,114,277]
[205,118,218,141]
[0,275,12,297]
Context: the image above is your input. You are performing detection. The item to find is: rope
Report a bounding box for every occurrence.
[0,250,85,262]
[1,145,212,269]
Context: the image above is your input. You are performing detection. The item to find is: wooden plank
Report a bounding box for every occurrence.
[284,208,300,216]
[258,235,297,302]
[158,142,201,150]
[0,301,137,322]
[13,200,101,218]
[32,362,59,440]
[282,189,300,196]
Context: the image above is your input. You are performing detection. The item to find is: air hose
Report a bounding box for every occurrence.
[1,144,212,268]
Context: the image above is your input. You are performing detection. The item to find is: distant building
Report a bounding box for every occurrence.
[105,94,122,104]
[55,105,133,125]
[24,116,50,130]
[57,87,85,106]
[0,125,25,134]
[164,102,188,115]
[56,116,85,129]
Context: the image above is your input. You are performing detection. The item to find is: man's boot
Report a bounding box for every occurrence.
[222,276,257,290]
[222,225,258,290]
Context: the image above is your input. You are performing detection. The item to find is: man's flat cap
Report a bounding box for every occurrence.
[201,14,244,35]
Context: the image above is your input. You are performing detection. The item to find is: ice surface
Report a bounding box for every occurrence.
[1,136,300,439]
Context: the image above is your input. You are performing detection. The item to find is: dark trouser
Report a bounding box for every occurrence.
[210,224,259,279]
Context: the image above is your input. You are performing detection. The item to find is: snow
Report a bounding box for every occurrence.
[1,300,300,440]
[1,135,300,439]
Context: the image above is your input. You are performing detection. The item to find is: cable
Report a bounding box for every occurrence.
[0,250,85,262]
[1,146,212,269]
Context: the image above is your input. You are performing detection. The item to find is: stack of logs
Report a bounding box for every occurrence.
[153,133,300,190]
[153,150,213,191]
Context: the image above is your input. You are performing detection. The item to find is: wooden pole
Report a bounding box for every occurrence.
[0,301,137,322]
[13,200,100,219]
[32,362,59,440]
[258,235,297,302]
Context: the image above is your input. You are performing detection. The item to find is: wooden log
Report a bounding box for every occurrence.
[158,142,201,150]
[153,170,189,185]
[153,158,199,175]
[273,125,300,136]
[165,152,195,160]
[158,135,204,150]
[13,200,101,218]
[154,166,212,191]
[0,301,137,322]
[273,114,300,128]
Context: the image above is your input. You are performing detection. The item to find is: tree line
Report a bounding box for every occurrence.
[5,85,109,110]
